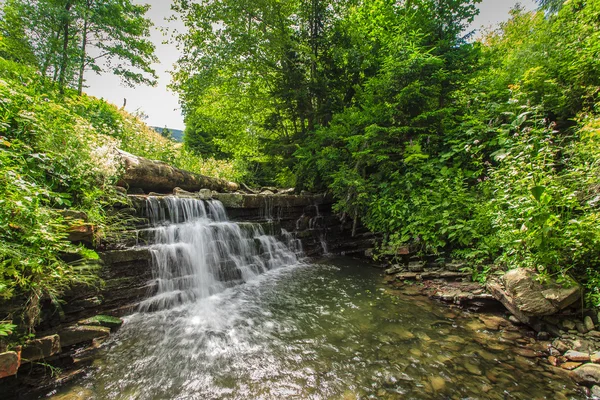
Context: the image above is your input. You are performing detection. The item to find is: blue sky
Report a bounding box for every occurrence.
[85,0,537,130]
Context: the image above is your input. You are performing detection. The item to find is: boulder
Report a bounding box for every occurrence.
[0,351,20,379]
[59,325,110,347]
[486,268,580,327]
[564,350,590,362]
[20,334,60,362]
[571,363,600,386]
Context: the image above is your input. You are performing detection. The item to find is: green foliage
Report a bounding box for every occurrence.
[173,0,600,303]
[0,56,241,333]
[0,0,158,93]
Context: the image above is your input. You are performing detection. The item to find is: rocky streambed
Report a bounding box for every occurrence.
[38,257,584,399]
[386,268,600,398]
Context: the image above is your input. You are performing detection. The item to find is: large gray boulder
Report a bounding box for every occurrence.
[571,363,600,386]
[487,268,580,326]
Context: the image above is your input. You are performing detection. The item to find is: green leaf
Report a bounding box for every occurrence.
[530,186,546,202]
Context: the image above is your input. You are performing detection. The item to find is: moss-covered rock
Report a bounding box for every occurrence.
[78,315,124,332]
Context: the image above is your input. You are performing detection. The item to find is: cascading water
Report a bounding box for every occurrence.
[138,196,304,311]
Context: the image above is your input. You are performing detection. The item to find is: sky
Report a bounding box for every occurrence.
[84,0,538,131]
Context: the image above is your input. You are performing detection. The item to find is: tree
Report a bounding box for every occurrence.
[74,0,158,94]
[0,0,158,93]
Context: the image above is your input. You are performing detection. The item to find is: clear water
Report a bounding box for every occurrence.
[48,258,583,400]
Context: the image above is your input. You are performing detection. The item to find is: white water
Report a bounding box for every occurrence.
[138,197,304,312]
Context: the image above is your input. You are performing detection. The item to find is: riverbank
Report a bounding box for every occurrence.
[387,274,600,398]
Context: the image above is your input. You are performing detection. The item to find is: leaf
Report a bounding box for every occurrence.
[530,186,546,202]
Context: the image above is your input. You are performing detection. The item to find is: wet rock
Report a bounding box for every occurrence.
[385,265,403,275]
[591,352,600,363]
[571,363,600,386]
[564,350,590,362]
[59,325,111,347]
[486,268,580,326]
[548,355,559,366]
[577,321,589,334]
[430,376,446,391]
[407,262,425,272]
[78,315,123,332]
[409,348,423,357]
[560,361,583,370]
[552,339,570,354]
[563,320,577,330]
[464,362,482,375]
[21,334,61,362]
[537,331,551,341]
[586,316,596,332]
[0,351,20,379]
[513,347,539,358]
[198,188,213,199]
[478,315,510,331]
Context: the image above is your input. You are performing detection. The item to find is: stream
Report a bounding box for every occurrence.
[45,197,584,399]
[48,257,584,399]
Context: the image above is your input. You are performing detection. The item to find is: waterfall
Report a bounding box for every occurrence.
[138,196,304,312]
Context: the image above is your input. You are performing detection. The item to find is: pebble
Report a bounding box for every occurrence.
[592,385,600,398]
[562,320,576,330]
[560,361,582,370]
[513,347,538,358]
[409,348,423,357]
[464,362,482,376]
[429,376,446,391]
[548,356,559,366]
[564,350,590,362]
[501,331,523,341]
[576,321,588,334]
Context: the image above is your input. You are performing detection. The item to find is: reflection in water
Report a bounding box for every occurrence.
[49,258,583,400]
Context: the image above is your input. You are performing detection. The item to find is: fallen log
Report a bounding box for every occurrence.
[116,150,239,193]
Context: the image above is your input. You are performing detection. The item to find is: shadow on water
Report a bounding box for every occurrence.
[46,256,584,400]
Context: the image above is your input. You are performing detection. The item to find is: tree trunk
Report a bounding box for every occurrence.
[116,150,239,193]
[58,1,73,93]
[77,0,91,95]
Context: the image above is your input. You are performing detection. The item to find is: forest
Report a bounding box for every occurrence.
[0,0,599,339]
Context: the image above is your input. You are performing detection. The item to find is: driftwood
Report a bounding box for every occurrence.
[116,150,239,193]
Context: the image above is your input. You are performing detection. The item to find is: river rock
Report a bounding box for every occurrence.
[59,325,110,347]
[385,265,403,275]
[586,316,596,332]
[20,334,60,362]
[577,321,589,334]
[407,262,425,272]
[486,268,580,327]
[78,315,124,332]
[571,363,600,385]
[592,385,600,398]
[198,188,213,199]
[0,351,20,379]
[430,376,446,391]
[565,350,590,362]
[563,320,577,330]
[591,352,600,363]
[561,361,583,370]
